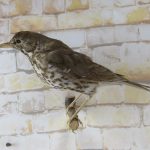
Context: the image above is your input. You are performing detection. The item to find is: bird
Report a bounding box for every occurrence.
[0,31,150,125]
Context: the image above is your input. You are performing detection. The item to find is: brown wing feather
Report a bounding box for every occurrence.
[46,49,119,82]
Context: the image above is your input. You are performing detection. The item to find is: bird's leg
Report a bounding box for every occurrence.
[66,93,82,113]
[69,97,90,122]
[65,97,82,131]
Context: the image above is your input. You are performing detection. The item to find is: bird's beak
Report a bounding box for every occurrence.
[0,42,12,48]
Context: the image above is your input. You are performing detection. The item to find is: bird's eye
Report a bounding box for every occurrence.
[16,40,21,43]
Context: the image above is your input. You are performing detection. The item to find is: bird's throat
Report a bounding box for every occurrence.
[21,49,33,58]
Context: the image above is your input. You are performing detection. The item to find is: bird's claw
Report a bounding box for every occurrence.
[68,116,82,132]
[65,95,83,131]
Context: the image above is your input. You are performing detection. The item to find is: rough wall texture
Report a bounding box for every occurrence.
[0,0,150,150]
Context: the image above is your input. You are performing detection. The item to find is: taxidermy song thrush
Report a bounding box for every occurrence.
[1,31,150,122]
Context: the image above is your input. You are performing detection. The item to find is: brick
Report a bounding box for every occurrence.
[9,0,42,16]
[0,0,9,17]
[45,29,85,48]
[4,72,46,92]
[19,91,45,113]
[10,16,57,33]
[113,6,150,24]
[137,0,150,4]
[143,105,150,125]
[116,43,150,81]
[104,127,150,150]
[50,132,76,150]
[44,89,66,110]
[58,9,112,29]
[114,25,139,42]
[0,103,17,115]
[95,85,124,104]
[90,0,114,8]
[0,52,16,74]
[101,8,113,24]
[90,0,135,8]
[127,6,150,24]
[0,76,5,92]
[139,24,150,40]
[0,114,32,135]
[113,7,130,24]
[124,85,150,104]
[114,0,136,7]
[93,45,121,72]
[103,128,133,149]
[16,52,33,70]
[66,0,89,11]
[43,0,65,14]
[0,134,50,150]
[0,20,9,35]
[87,105,140,127]
[33,110,67,132]
[131,127,150,149]
[31,0,43,15]
[9,0,32,16]
[0,94,18,114]
[87,27,114,46]
[76,127,102,149]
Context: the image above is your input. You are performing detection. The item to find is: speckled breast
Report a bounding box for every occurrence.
[30,52,98,95]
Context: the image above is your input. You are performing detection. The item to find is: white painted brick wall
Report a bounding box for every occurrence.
[33,110,67,133]
[0,114,32,135]
[90,0,136,8]
[45,29,86,48]
[103,127,150,150]
[87,27,114,46]
[143,105,150,125]
[139,24,150,40]
[50,132,76,150]
[0,52,16,74]
[0,134,50,150]
[0,94,18,114]
[114,25,139,42]
[4,72,46,92]
[16,52,33,70]
[76,127,103,149]
[19,91,45,113]
[87,105,140,127]
[0,0,150,149]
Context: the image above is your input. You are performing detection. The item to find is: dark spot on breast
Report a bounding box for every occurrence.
[53,78,61,83]
[50,72,55,78]
[64,82,69,85]
[62,76,68,80]
[43,74,48,78]
[59,83,64,86]
[74,82,83,89]
[83,85,89,88]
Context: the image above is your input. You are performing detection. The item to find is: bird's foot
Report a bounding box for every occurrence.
[68,116,83,132]
[65,97,83,132]
[69,97,89,122]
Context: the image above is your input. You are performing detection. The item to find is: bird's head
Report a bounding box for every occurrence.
[0,31,48,56]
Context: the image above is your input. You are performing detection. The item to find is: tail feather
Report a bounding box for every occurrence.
[124,80,150,92]
[116,74,150,92]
